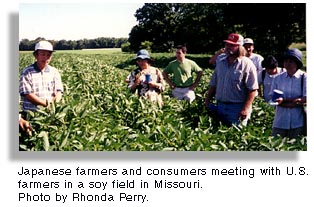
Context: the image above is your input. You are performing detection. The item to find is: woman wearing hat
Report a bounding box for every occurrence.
[127,49,165,107]
[270,48,306,138]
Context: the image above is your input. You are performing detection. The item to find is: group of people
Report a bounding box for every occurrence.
[125,45,203,107]
[127,33,307,139]
[209,34,306,138]
[19,35,307,140]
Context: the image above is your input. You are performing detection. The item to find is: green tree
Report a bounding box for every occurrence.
[129,3,182,52]
[223,3,306,57]
[128,3,305,55]
[140,41,153,51]
[121,41,131,52]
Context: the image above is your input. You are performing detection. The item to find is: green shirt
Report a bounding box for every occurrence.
[163,58,202,87]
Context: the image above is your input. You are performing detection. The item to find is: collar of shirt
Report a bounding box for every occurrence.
[220,55,243,65]
[33,62,51,72]
[284,69,304,78]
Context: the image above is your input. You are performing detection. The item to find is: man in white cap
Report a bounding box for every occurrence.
[243,38,264,73]
[19,40,63,114]
[205,33,259,127]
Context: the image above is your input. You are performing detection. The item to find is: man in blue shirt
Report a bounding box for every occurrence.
[205,33,258,126]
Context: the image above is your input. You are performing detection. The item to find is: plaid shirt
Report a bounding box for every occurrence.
[19,63,63,111]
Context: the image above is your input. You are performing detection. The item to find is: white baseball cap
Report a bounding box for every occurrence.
[34,40,54,52]
[243,38,254,45]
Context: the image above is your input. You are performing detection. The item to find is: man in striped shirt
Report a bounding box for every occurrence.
[205,33,259,127]
[19,40,63,114]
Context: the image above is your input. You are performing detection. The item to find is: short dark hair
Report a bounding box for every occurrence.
[176,45,187,53]
[262,55,278,69]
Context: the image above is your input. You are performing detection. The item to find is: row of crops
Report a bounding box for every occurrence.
[18,50,307,151]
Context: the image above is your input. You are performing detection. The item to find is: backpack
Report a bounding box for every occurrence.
[301,73,307,136]
[262,69,266,82]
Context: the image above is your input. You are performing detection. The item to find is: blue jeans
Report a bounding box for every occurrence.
[217,101,250,126]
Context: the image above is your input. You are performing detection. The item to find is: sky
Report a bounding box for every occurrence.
[19,2,144,41]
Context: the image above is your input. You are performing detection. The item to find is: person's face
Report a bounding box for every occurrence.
[35,50,53,69]
[266,67,277,75]
[243,44,254,56]
[284,58,297,70]
[136,59,149,69]
[175,49,185,60]
[225,43,239,56]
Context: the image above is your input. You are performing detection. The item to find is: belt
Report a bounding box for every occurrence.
[176,85,192,88]
[218,101,243,105]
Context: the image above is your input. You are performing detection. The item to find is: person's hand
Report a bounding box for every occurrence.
[169,83,175,89]
[134,78,141,86]
[134,73,143,86]
[53,92,62,103]
[19,118,32,136]
[205,98,210,109]
[293,98,303,105]
[239,108,250,120]
[205,91,212,108]
[45,99,51,108]
[276,97,284,105]
[148,81,158,88]
[276,97,302,108]
[216,48,225,55]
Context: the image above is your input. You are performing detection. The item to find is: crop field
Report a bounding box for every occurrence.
[19,49,307,151]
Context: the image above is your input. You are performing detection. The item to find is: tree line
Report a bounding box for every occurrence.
[128,3,305,57]
[19,37,128,51]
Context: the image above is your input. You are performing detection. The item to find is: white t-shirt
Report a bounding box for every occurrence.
[248,53,264,73]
